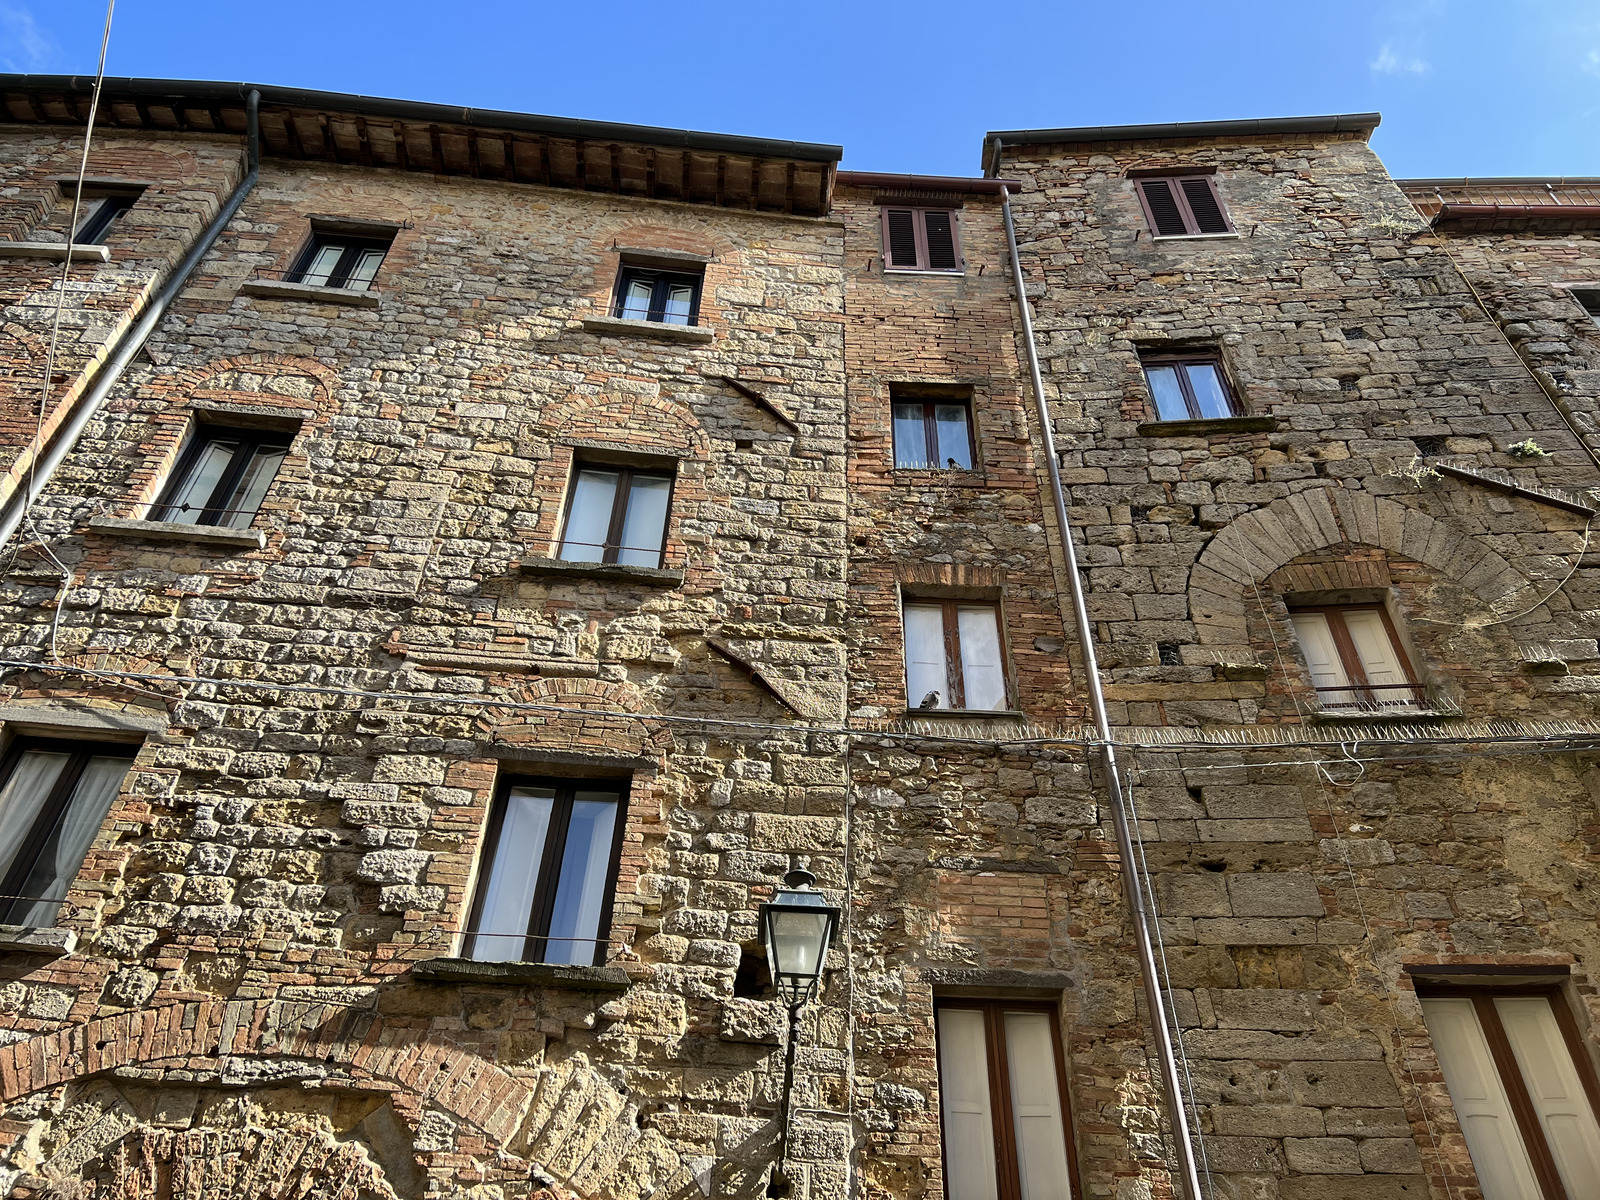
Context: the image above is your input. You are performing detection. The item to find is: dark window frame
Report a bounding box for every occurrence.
[464,774,630,966]
[148,423,294,527]
[1418,982,1600,1200]
[0,736,136,926]
[612,265,705,326]
[1133,174,1234,238]
[891,396,978,470]
[1140,352,1242,421]
[1570,288,1600,329]
[933,998,1081,1200]
[903,597,1012,711]
[1289,602,1422,709]
[556,461,677,567]
[73,193,140,245]
[881,207,964,272]
[288,233,393,290]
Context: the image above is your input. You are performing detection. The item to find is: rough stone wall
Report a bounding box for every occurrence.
[0,141,858,1200]
[0,130,242,488]
[997,130,1600,1200]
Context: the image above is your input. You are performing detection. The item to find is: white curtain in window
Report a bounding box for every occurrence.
[957,607,1007,711]
[903,604,949,708]
[13,755,129,927]
[621,278,654,321]
[219,447,287,529]
[663,283,695,325]
[1289,612,1356,708]
[472,786,555,963]
[934,405,972,469]
[346,248,386,290]
[1004,1011,1073,1200]
[300,243,345,288]
[892,403,930,468]
[1342,609,1419,707]
[617,476,671,567]
[544,793,618,965]
[1496,996,1600,1194]
[936,1008,1000,1200]
[0,751,70,889]
[1420,997,1543,1200]
[559,470,619,563]
[163,439,239,523]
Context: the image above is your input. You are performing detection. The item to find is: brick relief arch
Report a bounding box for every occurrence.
[0,1002,694,1200]
[541,390,710,460]
[1189,489,1531,650]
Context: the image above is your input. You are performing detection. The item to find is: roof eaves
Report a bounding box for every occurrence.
[985,112,1381,148]
[0,74,844,163]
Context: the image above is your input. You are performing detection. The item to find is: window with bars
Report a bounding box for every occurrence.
[289,234,391,291]
[1419,984,1600,1199]
[881,207,962,272]
[72,192,140,245]
[464,776,628,966]
[0,738,136,928]
[1140,353,1240,421]
[935,1001,1079,1200]
[613,266,703,326]
[148,425,292,529]
[1133,174,1233,237]
[892,396,975,470]
[903,599,1009,711]
[1289,604,1424,711]
[557,462,674,568]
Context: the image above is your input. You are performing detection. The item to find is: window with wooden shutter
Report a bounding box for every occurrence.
[1419,985,1600,1200]
[881,207,963,272]
[1288,604,1423,711]
[1133,174,1233,237]
[935,1001,1080,1200]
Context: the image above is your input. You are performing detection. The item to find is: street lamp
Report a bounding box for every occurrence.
[758,868,840,1199]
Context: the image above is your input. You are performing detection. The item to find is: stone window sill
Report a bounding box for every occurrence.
[1138,415,1277,438]
[890,468,986,482]
[0,924,75,956]
[882,267,966,277]
[520,555,684,587]
[904,707,1028,720]
[411,957,630,990]
[238,279,380,307]
[88,515,265,550]
[581,315,714,343]
[1,241,110,262]
[1151,232,1241,242]
[1308,706,1460,724]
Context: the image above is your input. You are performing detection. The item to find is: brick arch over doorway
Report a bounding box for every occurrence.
[1188,489,1530,651]
[0,997,694,1200]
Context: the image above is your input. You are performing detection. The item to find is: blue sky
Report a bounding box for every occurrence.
[5,0,1598,179]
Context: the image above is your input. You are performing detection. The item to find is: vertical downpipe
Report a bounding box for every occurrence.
[998,178,1207,1200]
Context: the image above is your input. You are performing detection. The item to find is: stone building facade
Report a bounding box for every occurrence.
[0,77,1599,1200]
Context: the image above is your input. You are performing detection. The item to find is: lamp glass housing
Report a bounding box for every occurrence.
[760,871,840,1007]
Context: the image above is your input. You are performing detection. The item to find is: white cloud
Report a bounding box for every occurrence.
[1370,41,1430,75]
[1583,48,1600,77]
[0,2,55,72]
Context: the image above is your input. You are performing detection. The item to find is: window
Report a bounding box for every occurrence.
[1572,289,1600,329]
[904,600,1008,711]
[1133,175,1232,237]
[1141,353,1239,422]
[72,192,139,245]
[289,235,390,291]
[1419,986,1600,1199]
[557,463,674,568]
[0,738,135,928]
[935,1001,1078,1200]
[882,207,962,272]
[149,425,292,529]
[613,266,702,326]
[893,397,974,470]
[465,776,627,966]
[1289,604,1422,710]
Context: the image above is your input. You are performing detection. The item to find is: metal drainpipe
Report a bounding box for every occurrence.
[999,180,1207,1200]
[0,88,263,549]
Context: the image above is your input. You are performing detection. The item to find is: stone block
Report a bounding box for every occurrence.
[1210,989,1321,1031]
[1288,1062,1403,1107]
[1284,1137,1361,1174]
[1322,1108,1411,1138]
[1359,1138,1423,1173]
[1194,918,1318,945]
[1209,1104,1326,1137]
[1228,873,1326,917]
[1160,874,1232,917]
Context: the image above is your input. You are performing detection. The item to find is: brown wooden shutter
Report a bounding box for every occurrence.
[923,210,958,270]
[885,209,919,267]
[1180,177,1230,233]
[1137,180,1189,236]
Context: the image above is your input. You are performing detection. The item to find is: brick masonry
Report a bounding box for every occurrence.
[0,91,1598,1200]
